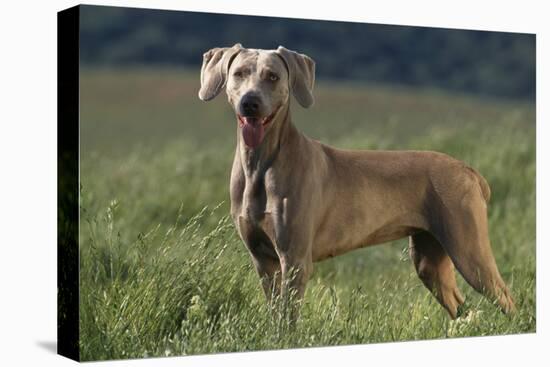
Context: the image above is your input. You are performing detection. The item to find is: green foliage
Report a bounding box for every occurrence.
[79,69,535,361]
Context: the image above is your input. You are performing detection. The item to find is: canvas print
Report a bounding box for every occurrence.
[58,4,536,362]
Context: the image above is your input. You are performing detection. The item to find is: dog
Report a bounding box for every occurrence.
[198,44,515,319]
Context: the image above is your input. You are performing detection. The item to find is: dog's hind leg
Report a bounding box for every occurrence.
[433,189,515,315]
[409,231,465,319]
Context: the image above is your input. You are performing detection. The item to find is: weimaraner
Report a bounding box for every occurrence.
[198,44,515,319]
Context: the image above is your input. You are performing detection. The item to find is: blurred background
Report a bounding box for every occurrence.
[80,5,535,99]
[79,4,536,155]
[78,5,536,360]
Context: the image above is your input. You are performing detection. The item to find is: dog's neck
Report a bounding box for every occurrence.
[236,103,298,179]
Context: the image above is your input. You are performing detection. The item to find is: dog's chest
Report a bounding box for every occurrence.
[232,171,286,245]
[241,175,278,222]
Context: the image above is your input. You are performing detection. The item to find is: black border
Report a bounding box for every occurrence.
[57,5,80,362]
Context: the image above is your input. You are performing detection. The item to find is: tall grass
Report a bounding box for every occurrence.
[79,69,535,361]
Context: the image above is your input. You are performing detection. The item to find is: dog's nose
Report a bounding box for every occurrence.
[240,93,261,116]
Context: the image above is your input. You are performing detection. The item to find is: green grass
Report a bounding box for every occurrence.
[79,68,535,361]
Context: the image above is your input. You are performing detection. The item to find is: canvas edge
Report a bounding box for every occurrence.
[57,4,80,362]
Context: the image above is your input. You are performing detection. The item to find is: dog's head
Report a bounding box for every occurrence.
[198,44,315,148]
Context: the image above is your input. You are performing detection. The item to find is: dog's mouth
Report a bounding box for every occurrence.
[237,106,280,149]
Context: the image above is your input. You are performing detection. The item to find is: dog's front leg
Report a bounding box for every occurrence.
[277,251,313,321]
[261,198,314,320]
[280,255,312,300]
[250,254,282,303]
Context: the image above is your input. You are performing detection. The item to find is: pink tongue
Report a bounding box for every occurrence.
[242,118,264,148]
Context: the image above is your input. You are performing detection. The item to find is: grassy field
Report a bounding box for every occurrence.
[78,68,535,361]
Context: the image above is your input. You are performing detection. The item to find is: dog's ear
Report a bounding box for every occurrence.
[198,43,243,101]
[276,46,315,108]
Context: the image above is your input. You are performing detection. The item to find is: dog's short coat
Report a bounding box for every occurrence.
[198,44,515,318]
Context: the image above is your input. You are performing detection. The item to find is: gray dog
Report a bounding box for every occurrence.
[198,44,515,319]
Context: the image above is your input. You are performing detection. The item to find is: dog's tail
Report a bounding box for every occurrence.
[466,166,491,203]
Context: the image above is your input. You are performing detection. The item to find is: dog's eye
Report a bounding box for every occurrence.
[233,71,244,78]
[268,73,279,82]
